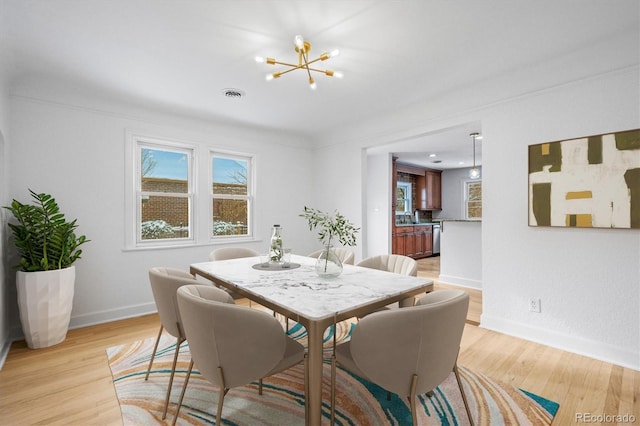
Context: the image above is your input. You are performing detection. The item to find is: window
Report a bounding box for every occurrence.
[211,152,253,239]
[126,133,256,249]
[465,180,482,219]
[137,142,193,244]
[396,182,412,214]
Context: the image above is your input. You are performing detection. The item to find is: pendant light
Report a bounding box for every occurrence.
[469,132,481,179]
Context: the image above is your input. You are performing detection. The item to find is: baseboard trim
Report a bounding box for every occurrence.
[438,274,482,289]
[0,303,158,370]
[68,302,158,330]
[481,314,640,371]
[0,336,11,371]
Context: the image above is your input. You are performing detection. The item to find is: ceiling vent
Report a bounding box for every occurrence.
[221,88,245,99]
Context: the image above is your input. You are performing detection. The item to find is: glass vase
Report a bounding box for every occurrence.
[269,224,283,265]
[315,245,343,278]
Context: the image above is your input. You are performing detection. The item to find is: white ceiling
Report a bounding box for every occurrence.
[1,1,638,169]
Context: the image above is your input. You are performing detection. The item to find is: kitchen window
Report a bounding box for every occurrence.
[396,182,412,214]
[465,180,482,220]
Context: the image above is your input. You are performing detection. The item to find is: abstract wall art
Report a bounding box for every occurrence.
[528,128,640,229]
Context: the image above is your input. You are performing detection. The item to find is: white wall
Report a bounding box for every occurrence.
[5,97,316,334]
[310,141,365,260]
[480,68,640,369]
[0,71,10,364]
[317,67,640,369]
[365,152,392,258]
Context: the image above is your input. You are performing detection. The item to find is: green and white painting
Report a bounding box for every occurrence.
[528,129,640,229]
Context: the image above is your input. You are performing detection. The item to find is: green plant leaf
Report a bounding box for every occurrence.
[3,189,90,271]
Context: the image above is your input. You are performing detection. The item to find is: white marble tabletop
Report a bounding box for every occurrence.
[190,254,433,321]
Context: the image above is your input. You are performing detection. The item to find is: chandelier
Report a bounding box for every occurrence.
[469,132,481,179]
[255,35,342,90]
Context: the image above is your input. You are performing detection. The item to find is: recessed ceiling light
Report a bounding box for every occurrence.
[221,88,245,99]
[458,161,465,165]
[429,153,437,158]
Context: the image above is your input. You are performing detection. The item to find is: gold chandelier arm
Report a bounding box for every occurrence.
[307,67,335,75]
[268,59,302,68]
[300,51,313,79]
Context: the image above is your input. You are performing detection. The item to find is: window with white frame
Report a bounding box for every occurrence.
[136,142,193,244]
[465,180,482,220]
[396,181,412,214]
[211,152,253,239]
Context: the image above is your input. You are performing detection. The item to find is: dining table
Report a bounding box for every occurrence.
[190,254,433,425]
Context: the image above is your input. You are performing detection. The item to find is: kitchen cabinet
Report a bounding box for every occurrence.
[392,226,414,256]
[414,226,433,257]
[426,171,441,210]
[393,225,433,259]
[416,170,442,210]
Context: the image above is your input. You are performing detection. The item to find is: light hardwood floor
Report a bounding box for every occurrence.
[0,260,637,425]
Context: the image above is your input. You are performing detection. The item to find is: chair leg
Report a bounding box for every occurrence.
[171,359,194,426]
[216,367,229,423]
[454,364,474,426]
[145,325,164,380]
[409,374,418,426]
[162,336,184,420]
[259,378,263,395]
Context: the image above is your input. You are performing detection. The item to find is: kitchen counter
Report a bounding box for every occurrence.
[431,219,481,222]
[439,221,481,289]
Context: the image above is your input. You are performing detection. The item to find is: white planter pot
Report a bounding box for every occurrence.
[17,266,75,349]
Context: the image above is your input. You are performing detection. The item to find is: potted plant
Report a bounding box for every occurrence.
[299,206,359,277]
[4,189,89,348]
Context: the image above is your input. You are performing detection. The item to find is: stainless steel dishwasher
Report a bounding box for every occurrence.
[432,224,441,255]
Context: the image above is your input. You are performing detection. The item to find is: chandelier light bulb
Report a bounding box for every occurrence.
[469,167,481,179]
[333,71,344,79]
[330,49,340,57]
[309,76,317,90]
[255,56,265,63]
[294,35,304,49]
[265,74,274,81]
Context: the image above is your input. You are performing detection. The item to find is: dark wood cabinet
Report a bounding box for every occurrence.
[392,226,414,256]
[416,170,442,211]
[393,225,433,259]
[425,171,442,210]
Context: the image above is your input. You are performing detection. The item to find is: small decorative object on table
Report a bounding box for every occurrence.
[269,224,283,264]
[300,206,359,278]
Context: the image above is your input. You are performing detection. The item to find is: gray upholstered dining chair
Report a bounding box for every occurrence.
[307,247,356,265]
[209,246,259,261]
[356,254,418,310]
[330,289,474,426]
[208,246,260,302]
[146,267,200,420]
[172,284,306,426]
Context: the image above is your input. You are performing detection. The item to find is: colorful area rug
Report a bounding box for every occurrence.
[107,314,559,425]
